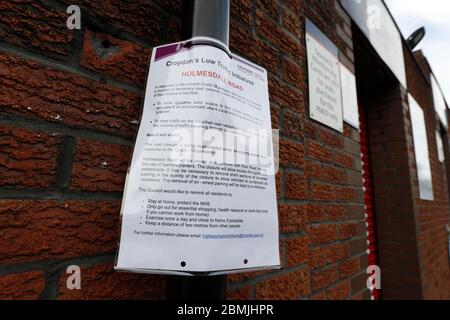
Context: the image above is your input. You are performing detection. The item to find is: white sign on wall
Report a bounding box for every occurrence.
[340,0,407,88]
[306,20,343,132]
[115,38,280,275]
[340,64,360,129]
[409,94,434,201]
[431,74,448,129]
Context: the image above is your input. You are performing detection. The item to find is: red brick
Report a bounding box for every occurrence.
[269,77,304,113]
[0,0,74,58]
[279,139,304,169]
[58,264,165,299]
[228,270,269,284]
[284,0,302,13]
[306,163,346,184]
[337,223,359,240]
[256,268,310,299]
[307,204,347,223]
[71,139,131,192]
[227,285,252,300]
[322,166,346,183]
[81,30,151,86]
[231,0,253,25]
[283,58,304,87]
[285,173,308,200]
[278,204,306,233]
[304,8,336,45]
[328,205,348,221]
[339,257,361,278]
[335,152,354,169]
[0,52,141,137]
[167,16,182,43]
[255,10,303,59]
[335,187,357,202]
[228,243,285,283]
[311,291,326,300]
[326,280,351,300]
[276,171,282,199]
[153,0,183,13]
[0,271,45,300]
[286,236,309,267]
[305,162,322,180]
[309,224,337,245]
[0,200,120,264]
[346,170,363,186]
[321,129,344,148]
[0,125,58,189]
[348,204,365,220]
[305,123,318,140]
[313,265,339,290]
[282,8,302,38]
[282,111,304,140]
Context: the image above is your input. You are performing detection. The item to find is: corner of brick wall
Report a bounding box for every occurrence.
[0,0,183,300]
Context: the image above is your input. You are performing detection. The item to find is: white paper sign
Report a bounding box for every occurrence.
[306,31,343,132]
[115,39,280,275]
[340,64,359,129]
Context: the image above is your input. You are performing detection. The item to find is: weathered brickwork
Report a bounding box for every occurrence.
[0,0,368,300]
[0,125,59,189]
[364,86,424,299]
[0,0,74,59]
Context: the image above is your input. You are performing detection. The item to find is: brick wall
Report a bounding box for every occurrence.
[228,0,369,300]
[0,0,370,300]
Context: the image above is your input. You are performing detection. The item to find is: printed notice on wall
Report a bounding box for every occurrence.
[115,38,280,275]
[306,20,343,133]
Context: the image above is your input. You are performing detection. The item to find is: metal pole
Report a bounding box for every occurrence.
[166,0,230,301]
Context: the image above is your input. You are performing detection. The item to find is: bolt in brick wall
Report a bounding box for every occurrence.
[0,0,369,300]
